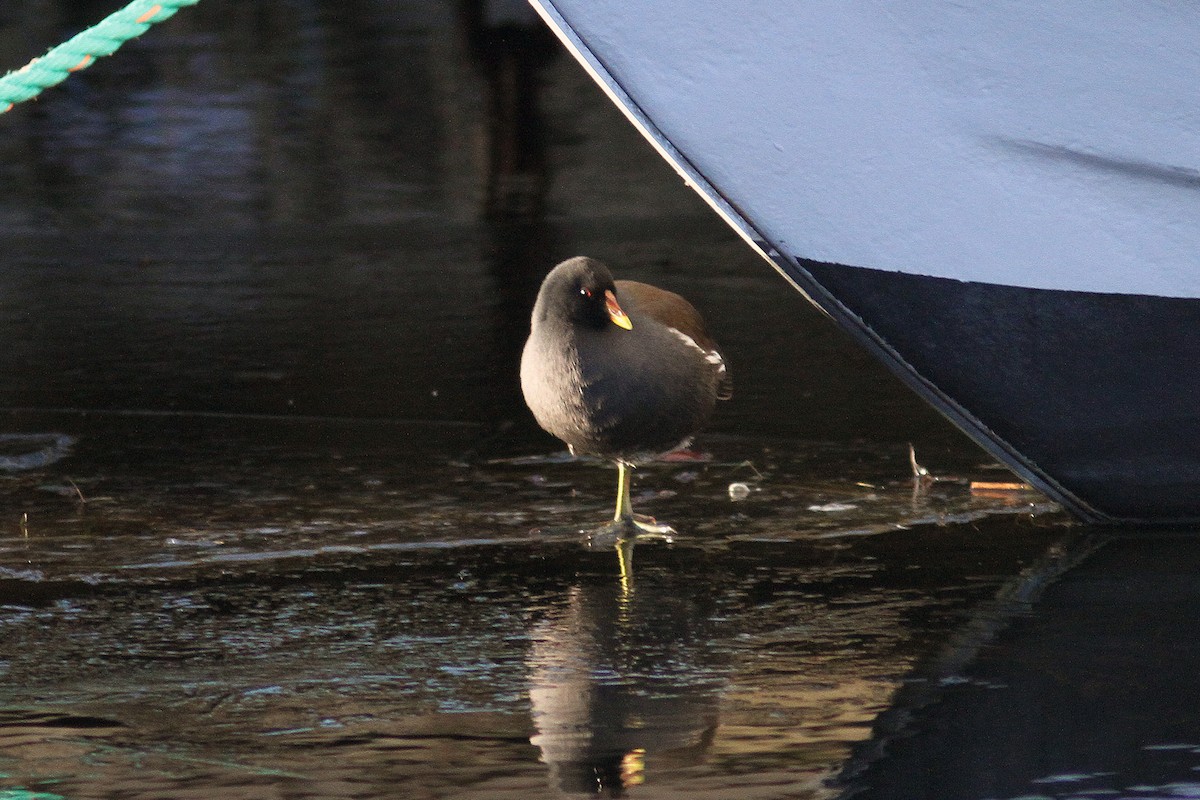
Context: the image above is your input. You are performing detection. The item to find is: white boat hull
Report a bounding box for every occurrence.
[531,0,1200,522]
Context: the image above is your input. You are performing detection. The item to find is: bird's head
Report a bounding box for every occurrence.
[535,256,632,331]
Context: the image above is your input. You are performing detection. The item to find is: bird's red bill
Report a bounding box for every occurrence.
[605,290,633,330]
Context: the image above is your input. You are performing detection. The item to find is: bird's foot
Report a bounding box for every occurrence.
[656,449,712,463]
[586,515,675,548]
[630,513,675,540]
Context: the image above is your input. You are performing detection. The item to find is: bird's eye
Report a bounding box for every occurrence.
[580,287,593,298]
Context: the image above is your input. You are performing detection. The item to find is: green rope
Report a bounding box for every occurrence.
[0,0,200,114]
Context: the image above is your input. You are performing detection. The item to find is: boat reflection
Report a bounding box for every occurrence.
[838,532,1200,800]
[526,550,725,796]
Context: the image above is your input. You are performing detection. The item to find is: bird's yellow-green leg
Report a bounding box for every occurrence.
[612,461,675,538]
[614,460,634,522]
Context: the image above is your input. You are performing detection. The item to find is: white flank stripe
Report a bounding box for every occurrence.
[670,327,725,368]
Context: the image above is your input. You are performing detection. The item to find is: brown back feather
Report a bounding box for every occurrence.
[616,280,732,400]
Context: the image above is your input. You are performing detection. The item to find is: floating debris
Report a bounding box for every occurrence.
[908,443,931,482]
[728,482,752,500]
[970,481,1034,493]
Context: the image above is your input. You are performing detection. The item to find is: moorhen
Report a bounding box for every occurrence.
[520,256,731,533]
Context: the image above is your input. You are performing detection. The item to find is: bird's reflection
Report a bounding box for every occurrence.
[527,548,724,796]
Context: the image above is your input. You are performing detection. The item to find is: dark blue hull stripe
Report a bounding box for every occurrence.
[795,259,1200,523]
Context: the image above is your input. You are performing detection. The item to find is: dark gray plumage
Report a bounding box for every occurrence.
[520,256,730,529]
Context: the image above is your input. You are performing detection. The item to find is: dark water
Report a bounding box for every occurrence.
[0,3,1194,799]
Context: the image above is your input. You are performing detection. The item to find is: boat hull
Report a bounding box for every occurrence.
[806,260,1200,521]
[529,0,1200,522]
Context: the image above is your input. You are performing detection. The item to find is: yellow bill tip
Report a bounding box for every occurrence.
[605,290,633,330]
